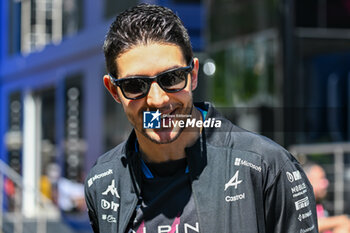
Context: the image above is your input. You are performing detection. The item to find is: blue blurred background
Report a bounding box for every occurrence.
[1,0,350,232]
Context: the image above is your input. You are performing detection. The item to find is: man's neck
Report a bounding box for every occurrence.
[136,107,202,163]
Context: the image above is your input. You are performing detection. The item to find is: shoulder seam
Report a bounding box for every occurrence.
[206,143,265,159]
[264,159,292,192]
[96,152,126,166]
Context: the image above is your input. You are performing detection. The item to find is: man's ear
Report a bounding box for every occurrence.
[191,58,199,91]
[103,75,121,103]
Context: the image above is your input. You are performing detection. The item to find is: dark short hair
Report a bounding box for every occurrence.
[103,4,193,78]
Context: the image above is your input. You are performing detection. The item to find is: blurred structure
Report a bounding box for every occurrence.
[0,0,203,232]
[302,160,350,232]
[290,143,350,216]
[206,0,350,146]
[205,0,350,218]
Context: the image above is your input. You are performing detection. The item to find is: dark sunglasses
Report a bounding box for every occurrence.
[109,59,194,100]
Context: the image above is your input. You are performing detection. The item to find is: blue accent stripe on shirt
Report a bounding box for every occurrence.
[140,159,154,179]
[136,140,154,179]
[135,140,139,152]
[195,106,207,120]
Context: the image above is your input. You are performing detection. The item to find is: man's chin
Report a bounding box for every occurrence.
[143,127,183,144]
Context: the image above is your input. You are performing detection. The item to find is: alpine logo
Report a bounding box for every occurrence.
[225,171,243,190]
[128,221,200,233]
[102,179,120,198]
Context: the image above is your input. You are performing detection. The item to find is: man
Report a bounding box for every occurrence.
[304,163,350,233]
[84,4,318,233]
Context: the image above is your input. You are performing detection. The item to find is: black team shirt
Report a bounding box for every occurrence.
[126,157,200,233]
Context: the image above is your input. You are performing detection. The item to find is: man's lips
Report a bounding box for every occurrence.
[160,109,176,128]
[161,109,177,117]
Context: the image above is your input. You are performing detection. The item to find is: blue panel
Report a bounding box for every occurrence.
[0,21,110,82]
[0,0,7,66]
[14,1,21,54]
[191,35,204,52]
[152,1,205,51]
[141,0,158,3]
[307,52,350,142]
[83,57,104,171]
[85,0,103,28]
[0,1,206,81]
[168,5,204,30]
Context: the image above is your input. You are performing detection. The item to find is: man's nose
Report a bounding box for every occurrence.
[146,81,169,108]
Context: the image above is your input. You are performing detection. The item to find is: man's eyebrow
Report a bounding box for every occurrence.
[120,64,182,79]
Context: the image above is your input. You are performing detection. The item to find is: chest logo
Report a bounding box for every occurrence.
[88,169,113,187]
[102,179,120,198]
[286,170,302,183]
[102,214,117,223]
[101,199,119,212]
[225,171,243,190]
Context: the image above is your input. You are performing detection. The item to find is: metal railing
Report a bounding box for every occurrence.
[289,142,350,215]
[0,159,60,233]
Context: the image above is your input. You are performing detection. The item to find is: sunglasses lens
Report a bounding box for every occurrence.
[159,70,188,91]
[121,78,149,99]
[116,63,192,100]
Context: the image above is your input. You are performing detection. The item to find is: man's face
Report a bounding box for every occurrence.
[104,43,199,144]
[307,165,329,201]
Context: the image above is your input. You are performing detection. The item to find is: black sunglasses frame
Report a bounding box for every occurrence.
[109,59,194,100]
